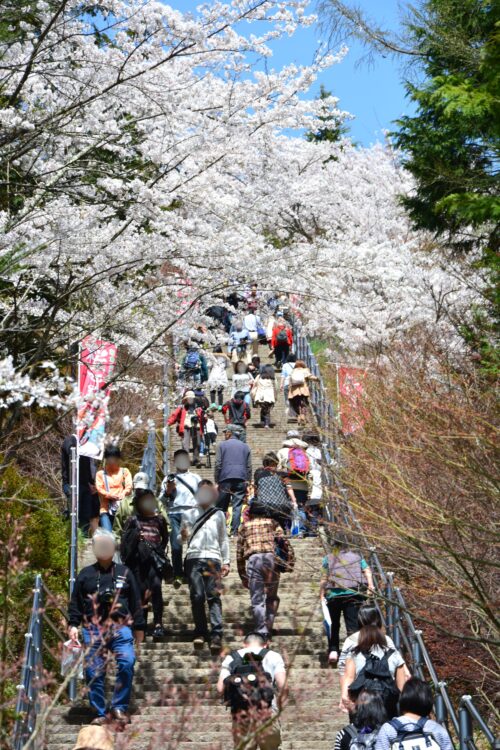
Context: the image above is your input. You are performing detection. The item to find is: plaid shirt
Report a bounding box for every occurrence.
[236,517,293,580]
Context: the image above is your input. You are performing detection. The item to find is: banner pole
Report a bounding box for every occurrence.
[335,364,341,427]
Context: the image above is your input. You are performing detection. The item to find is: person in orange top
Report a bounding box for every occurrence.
[95,446,133,531]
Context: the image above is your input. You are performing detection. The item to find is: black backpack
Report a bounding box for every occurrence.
[252,470,291,521]
[223,649,274,714]
[348,650,400,718]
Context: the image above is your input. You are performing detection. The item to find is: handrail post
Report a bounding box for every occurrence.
[68,446,78,702]
[162,363,170,477]
[435,684,448,727]
[412,629,423,676]
[459,697,473,750]
[386,572,394,639]
[392,585,401,650]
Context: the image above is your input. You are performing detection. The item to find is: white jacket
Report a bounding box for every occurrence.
[252,375,276,404]
[181,506,230,565]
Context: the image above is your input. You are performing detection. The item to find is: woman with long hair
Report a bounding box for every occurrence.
[288,359,319,425]
[251,365,277,429]
[341,604,410,719]
[231,360,254,405]
[206,344,230,408]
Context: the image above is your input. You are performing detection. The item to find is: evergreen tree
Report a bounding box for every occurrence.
[306,84,349,144]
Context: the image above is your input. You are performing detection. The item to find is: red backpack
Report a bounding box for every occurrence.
[287,447,310,477]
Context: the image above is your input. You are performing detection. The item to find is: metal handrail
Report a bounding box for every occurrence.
[141,428,157,492]
[12,575,44,750]
[291,318,498,750]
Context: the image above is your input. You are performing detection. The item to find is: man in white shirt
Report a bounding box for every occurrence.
[159,449,201,586]
[243,312,263,356]
[217,632,286,750]
[181,480,230,654]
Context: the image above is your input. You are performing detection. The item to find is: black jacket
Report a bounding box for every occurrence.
[61,434,96,491]
[121,514,169,570]
[68,562,145,631]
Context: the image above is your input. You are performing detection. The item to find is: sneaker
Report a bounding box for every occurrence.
[210,636,223,654]
[153,624,165,638]
[173,577,183,589]
[210,403,218,409]
[328,650,339,665]
[193,635,205,649]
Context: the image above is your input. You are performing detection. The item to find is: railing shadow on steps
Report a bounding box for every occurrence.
[291,317,499,750]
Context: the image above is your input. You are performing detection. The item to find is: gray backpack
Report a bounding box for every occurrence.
[345,726,380,750]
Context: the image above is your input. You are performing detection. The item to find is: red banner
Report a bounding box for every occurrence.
[337,365,368,435]
[77,336,117,459]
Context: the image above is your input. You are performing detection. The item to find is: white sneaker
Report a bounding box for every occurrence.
[328,650,339,665]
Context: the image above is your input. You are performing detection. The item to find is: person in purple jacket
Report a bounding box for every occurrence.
[320,532,374,665]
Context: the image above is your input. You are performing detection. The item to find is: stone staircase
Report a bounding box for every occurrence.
[45,348,344,749]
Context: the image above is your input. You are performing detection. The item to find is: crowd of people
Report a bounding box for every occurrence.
[63,286,454,750]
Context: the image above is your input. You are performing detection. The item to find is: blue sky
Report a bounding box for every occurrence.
[170,0,413,146]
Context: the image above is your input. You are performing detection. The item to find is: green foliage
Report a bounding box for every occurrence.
[394,1,499,245]
[0,463,69,649]
[392,0,499,373]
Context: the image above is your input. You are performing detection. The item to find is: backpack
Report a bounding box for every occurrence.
[252,470,291,520]
[388,719,441,750]
[276,328,289,343]
[344,725,380,750]
[287,447,310,477]
[228,400,248,425]
[274,535,294,573]
[184,350,201,371]
[348,650,400,717]
[290,369,305,386]
[223,649,274,714]
[326,552,365,592]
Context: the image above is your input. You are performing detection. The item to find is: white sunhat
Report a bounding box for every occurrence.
[133,471,150,490]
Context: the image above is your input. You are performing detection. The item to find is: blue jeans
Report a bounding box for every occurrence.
[294,489,309,535]
[82,625,135,716]
[169,513,183,578]
[99,512,114,531]
[243,393,251,406]
[218,479,247,535]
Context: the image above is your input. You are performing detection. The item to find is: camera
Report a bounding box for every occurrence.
[97,587,116,616]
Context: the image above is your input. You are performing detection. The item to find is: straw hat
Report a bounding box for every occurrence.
[72,726,114,750]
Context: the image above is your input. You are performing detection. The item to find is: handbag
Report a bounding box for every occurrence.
[143,539,173,580]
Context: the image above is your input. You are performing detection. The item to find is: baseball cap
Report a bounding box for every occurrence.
[133,471,150,490]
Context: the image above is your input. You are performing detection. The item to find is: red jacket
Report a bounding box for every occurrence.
[168,406,206,436]
[271,324,293,348]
